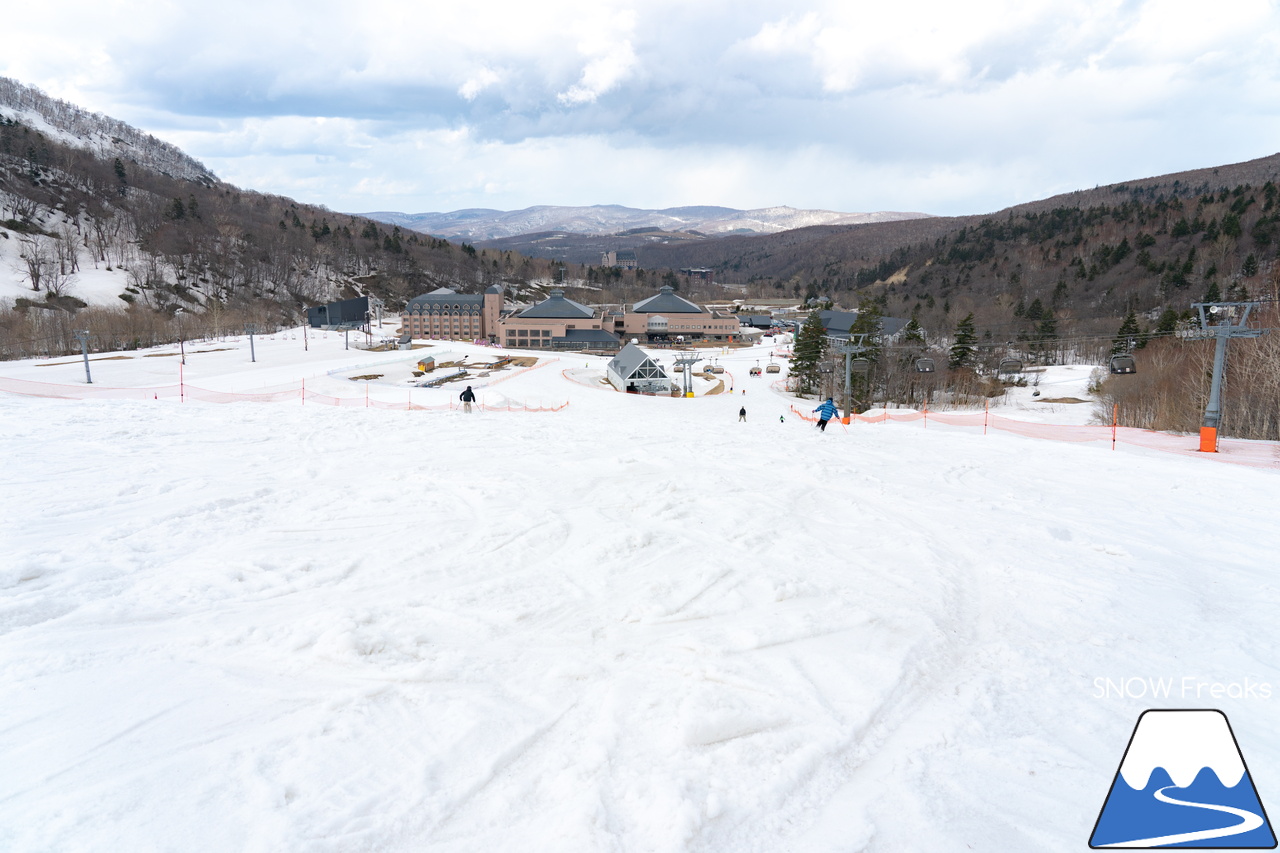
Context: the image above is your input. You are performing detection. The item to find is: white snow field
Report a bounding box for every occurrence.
[2,332,1278,852]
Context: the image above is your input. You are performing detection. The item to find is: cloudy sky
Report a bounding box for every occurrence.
[4,0,1280,217]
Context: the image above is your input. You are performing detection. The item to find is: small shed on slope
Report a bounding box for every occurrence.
[606,343,671,394]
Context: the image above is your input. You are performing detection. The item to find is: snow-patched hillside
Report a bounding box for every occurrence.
[0,221,135,308]
[364,204,934,241]
[0,77,216,185]
[1,335,1277,852]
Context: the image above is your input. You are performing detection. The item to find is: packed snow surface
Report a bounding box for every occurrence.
[2,334,1278,852]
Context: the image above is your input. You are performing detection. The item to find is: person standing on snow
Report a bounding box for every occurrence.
[459,385,476,413]
[739,406,746,422]
[812,397,840,432]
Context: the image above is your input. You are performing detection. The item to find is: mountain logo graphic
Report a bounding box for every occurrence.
[1090,709,1277,848]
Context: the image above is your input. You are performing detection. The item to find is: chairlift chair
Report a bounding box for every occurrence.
[765,364,781,373]
[998,358,1023,374]
[1109,354,1137,375]
[850,359,871,374]
[915,357,936,374]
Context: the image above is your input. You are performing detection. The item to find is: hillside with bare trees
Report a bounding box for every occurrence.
[0,77,570,360]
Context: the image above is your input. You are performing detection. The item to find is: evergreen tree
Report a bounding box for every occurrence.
[1032,312,1058,362]
[948,312,977,369]
[791,310,827,396]
[1111,310,1141,355]
[1222,213,1242,239]
[901,316,925,345]
[1154,307,1181,336]
[1242,254,1259,277]
[848,298,883,362]
[1202,280,1222,303]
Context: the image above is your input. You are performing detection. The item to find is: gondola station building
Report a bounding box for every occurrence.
[607,343,672,394]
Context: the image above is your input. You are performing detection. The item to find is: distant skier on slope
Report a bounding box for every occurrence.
[812,397,840,432]
[460,385,476,413]
[739,406,746,422]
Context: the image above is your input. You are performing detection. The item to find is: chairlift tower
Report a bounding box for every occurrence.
[671,350,702,398]
[824,333,869,420]
[1183,301,1267,452]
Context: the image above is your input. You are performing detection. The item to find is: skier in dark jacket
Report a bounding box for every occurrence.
[460,385,476,413]
[812,397,840,431]
[739,406,746,422]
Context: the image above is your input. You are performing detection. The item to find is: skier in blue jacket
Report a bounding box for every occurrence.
[812,397,840,431]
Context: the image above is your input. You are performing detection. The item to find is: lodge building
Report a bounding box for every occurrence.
[398,284,742,349]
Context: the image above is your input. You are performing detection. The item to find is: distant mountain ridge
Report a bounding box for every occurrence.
[362,204,933,241]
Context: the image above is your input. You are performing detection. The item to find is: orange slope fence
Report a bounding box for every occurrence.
[0,375,568,413]
[788,403,1280,470]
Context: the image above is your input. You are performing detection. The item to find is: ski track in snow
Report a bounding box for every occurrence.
[1,335,1278,852]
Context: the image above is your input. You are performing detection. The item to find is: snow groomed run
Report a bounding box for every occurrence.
[1,332,1278,852]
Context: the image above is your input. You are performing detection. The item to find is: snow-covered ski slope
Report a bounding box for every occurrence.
[2,333,1277,852]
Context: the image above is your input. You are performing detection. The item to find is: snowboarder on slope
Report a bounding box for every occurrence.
[812,397,840,432]
[460,385,476,413]
[739,406,746,422]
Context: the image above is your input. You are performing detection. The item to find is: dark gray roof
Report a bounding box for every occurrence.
[819,310,859,334]
[632,286,703,315]
[819,310,909,338]
[608,342,667,378]
[555,329,620,343]
[518,289,595,319]
[407,291,485,310]
[738,314,772,327]
[880,317,909,337]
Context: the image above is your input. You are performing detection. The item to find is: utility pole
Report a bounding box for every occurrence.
[75,330,92,384]
[1183,302,1266,452]
[246,324,257,363]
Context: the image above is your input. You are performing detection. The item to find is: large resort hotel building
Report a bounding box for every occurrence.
[400,286,505,342]
[398,284,742,349]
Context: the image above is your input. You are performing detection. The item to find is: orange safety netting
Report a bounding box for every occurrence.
[787,404,1280,470]
[0,376,568,413]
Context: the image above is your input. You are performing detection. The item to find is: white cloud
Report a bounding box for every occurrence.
[2,0,1280,216]
[558,43,640,106]
[459,68,502,102]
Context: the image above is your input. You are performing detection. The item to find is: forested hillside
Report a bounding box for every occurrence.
[0,78,564,359]
[640,154,1280,341]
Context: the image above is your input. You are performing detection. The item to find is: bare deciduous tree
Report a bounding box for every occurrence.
[17,235,51,291]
